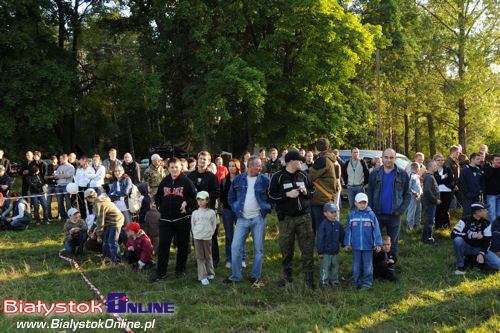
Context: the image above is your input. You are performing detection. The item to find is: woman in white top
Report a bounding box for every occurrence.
[74,157,92,218]
[88,154,106,192]
[433,154,455,230]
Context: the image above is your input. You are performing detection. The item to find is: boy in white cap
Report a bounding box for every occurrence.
[344,192,382,289]
[191,191,218,285]
[63,208,87,255]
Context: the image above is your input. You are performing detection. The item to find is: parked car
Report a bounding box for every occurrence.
[139,159,150,171]
[337,150,411,170]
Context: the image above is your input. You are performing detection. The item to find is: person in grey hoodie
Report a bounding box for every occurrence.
[55,154,75,219]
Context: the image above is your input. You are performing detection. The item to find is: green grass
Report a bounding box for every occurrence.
[0,203,499,332]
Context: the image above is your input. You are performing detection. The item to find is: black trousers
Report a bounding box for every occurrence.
[435,192,452,229]
[156,217,191,276]
[374,261,398,281]
[77,186,88,219]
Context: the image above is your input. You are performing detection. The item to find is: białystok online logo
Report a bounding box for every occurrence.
[3,294,174,316]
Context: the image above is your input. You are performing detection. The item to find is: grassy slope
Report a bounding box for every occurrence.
[0,203,499,332]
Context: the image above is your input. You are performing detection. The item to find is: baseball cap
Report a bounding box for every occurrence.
[196,191,210,199]
[471,202,490,212]
[285,151,305,163]
[67,208,79,216]
[151,154,162,161]
[323,203,338,213]
[355,192,368,203]
[123,222,141,233]
[84,188,96,198]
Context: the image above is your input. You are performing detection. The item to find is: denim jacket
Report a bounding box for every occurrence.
[228,172,271,218]
[109,177,133,207]
[367,166,411,215]
[409,171,422,196]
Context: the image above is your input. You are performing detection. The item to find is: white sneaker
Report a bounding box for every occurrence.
[207,275,215,280]
[225,262,231,269]
[455,267,466,275]
[201,278,209,285]
[241,261,246,268]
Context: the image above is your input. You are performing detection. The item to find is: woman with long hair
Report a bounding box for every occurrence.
[74,157,92,219]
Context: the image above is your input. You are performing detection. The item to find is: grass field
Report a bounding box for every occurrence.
[0,200,499,332]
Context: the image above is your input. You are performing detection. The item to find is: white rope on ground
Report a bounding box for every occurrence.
[58,249,134,333]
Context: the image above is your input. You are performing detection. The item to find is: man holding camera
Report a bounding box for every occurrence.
[269,151,316,289]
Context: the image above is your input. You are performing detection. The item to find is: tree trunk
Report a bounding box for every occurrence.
[404,113,409,156]
[413,111,419,153]
[457,5,467,153]
[426,112,436,157]
[126,114,135,157]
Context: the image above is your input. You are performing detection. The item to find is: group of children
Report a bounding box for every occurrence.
[318,193,397,289]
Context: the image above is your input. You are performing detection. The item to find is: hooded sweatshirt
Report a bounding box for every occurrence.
[308,151,338,206]
[138,182,151,226]
[94,194,125,238]
[344,206,383,251]
[155,173,197,221]
[63,218,87,242]
[126,231,153,264]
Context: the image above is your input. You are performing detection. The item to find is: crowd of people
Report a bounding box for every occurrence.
[0,140,498,288]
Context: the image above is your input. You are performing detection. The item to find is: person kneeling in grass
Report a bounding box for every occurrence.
[63,208,87,255]
[123,222,154,270]
[373,235,398,282]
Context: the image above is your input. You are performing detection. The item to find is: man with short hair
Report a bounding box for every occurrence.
[459,153,483,218]
[55,154,75,220]
[452,202,500,274]
[457,144,469,167]
[342,147,369,210]
[479,144,491,163]
[309,138,337,233]
[0,149,11,176]
[367,148,411,255]
[20,151,34,197]
[123,153,141,185]
[103,148,122,184]
[483,154,500,222]
[188,151,221,267]
[143,154,166,198]
[269,151,316,289]
[0,165,11,210]
[266,148,284,178]
[223,157,270,285]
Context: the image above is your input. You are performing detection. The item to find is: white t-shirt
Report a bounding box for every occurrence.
[242,176,261,219]
[437,168,452,192]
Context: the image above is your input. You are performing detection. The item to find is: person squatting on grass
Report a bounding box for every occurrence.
[63,208,87,255]
[373,235,398,282]
[316,203,345,288]
[123,222,154,270]
[224,156,270,286]
[452,202,500,275]
[0,195,31,230]
[84,188,124,264]
[344,193,382,289]
[269,151,316,289]
[191,191,218,285]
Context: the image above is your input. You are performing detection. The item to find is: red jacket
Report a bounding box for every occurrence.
[216,166,228,184]
[126,231,153,264]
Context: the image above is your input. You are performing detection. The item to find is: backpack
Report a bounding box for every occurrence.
[128,184,141,213]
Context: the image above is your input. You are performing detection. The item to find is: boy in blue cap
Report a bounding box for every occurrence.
[317,203,345,288]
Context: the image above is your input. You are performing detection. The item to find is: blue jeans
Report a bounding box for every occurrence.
[352,250,373,287]
[406,196,421,229]
[222,208,246,264]
[453,237,500,270]
[347,186,364,210]
[422,204,436,241]
[229,215,266,281]
[376,214,401,255]
[46,186,57,218]
[102,226,122,262]
[310,205,324,235]
[64,231,88,254]
[32,196,49,222]
[486,194,500,223]
[56,185,71,219]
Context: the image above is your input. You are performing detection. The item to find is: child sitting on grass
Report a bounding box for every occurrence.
[317,203,345,288]
[344,193,382,289]
[123,222,154,270]
[63,208,87,255]
[373,235,398,282]
[191,191,217,285]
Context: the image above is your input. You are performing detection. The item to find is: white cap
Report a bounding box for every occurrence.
[67,208,79,216]
[84,188,96,198]
[355,192,368,203]
[151,154,162,161]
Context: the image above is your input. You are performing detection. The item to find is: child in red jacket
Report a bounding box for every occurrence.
[123,222,154,270]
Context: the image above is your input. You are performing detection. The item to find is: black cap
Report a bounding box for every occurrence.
[471,202,490,212]
[285,151,306,163]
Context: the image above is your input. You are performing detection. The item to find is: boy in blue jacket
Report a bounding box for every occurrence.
[344,193,382,289]
[317,203,345,288]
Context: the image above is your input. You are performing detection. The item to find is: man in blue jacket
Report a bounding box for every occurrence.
[459,153,483,219]
[367,149,410,255]
[223,156,270,285]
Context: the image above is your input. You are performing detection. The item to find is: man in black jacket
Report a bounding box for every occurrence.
[269,151,316,289]
[0,149,12,176]
[0,165,11,211]
[452,202,500,274]
[188,151,221,267]
[123,153,141,185]
[149,158,196,282]
[20,151,34,197]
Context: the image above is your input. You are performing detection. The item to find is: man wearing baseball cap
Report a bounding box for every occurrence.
[269,150,317,289]
[451,202,500,274]
[123,222,154,270]
[143,154,166,198]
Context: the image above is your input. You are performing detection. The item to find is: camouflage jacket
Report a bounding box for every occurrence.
[143,165,166,197]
